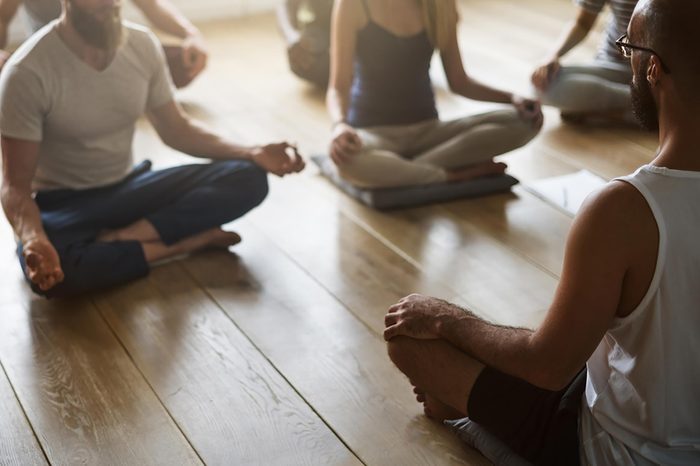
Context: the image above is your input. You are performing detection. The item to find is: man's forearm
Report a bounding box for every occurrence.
[437,305,540,383]
[164,118,256,161]
[1,188,48,243]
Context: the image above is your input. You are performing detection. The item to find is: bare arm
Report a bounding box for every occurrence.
[325,0,364,164]
[131,0,207,81]
[439,9,512,104]
[277,0,304,45]
[440,1,542,127]
[532,7,599,90]
[147,100,304,176]
[131,0,199,39]
[326,0,361,126]
[385,182,658,390]
[0,0,21,69]
[550,7,599,61]
[1,136,64,291]
[0,0,20,48]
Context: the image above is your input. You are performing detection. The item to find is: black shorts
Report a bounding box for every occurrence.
[467,367,587,466]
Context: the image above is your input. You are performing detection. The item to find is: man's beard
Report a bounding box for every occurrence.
[68,2,122,52]
[630,61,660,132]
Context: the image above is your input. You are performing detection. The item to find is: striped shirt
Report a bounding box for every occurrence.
[576,0,638,65]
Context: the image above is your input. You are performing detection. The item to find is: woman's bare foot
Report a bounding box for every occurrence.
[446,161,507,183]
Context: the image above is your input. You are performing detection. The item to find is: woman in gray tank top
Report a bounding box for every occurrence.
[326,0,544,190]
[531,0,638,125]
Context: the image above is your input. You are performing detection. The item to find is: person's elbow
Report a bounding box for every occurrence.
[520,338,584,391]
[445,72,472,97]
[574,10,597,34]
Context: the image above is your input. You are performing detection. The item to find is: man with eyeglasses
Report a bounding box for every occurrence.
[531,0,638,126]
[384,0,700,464]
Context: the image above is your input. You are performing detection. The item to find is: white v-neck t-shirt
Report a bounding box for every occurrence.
[0,20,175,191]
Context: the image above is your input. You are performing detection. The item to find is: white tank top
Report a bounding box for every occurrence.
[580,165,700,465]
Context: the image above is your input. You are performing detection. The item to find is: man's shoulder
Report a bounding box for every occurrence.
[576,178,656,246]
[122,21,161,50]
[120,21,164,65]
[4,21,60,73]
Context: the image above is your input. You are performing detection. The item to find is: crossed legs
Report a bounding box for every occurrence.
[387,336,485,421]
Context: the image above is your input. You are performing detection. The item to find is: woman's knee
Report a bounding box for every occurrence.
[483,109,541,147]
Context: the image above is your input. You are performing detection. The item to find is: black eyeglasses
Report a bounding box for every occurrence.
[615,34,670,73]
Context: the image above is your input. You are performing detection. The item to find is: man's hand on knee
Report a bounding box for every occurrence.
[23,237,64,292]
[384,293,468,341]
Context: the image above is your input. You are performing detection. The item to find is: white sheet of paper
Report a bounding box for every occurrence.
[523,170,608,216]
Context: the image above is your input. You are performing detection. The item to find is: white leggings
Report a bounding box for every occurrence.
[338,109,539,189]
[538,62,632,115]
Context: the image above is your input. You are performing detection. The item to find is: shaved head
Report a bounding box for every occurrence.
[632,0,700,105]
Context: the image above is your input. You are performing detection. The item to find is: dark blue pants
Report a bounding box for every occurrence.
[19,160,269,299]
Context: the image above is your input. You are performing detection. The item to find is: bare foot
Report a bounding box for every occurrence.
[422,394,466,422]
[446,161,507,183]
[413,384,427,403]
[411,383,465,422]
[204,229,242,249]
[139,227,241,264]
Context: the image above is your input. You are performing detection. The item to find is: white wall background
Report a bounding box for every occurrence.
[7,0,278,45]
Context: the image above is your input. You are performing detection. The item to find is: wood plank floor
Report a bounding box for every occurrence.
[0,0,657,464]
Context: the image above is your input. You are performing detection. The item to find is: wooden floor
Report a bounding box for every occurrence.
[0,1,657,464]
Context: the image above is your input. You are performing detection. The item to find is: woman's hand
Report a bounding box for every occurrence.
[512,95,544,131]
[531,59,560,92]
[330,122,363,165]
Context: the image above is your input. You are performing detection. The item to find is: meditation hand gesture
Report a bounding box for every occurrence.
[384,294,466,341]
[512,95,544,131]
[330,123,363,165]
[22,237,64,292]
[251,142,306,177]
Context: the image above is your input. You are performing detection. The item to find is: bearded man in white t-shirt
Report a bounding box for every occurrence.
[384,0,700,464]
[0,0,305,298]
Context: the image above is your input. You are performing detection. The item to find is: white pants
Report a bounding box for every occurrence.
[338,109,538,189]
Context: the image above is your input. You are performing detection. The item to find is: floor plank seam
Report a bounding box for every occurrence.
[179,260,369,466]
[243,218,388,341]
[90,296,207,466]
[0,356,51,465]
